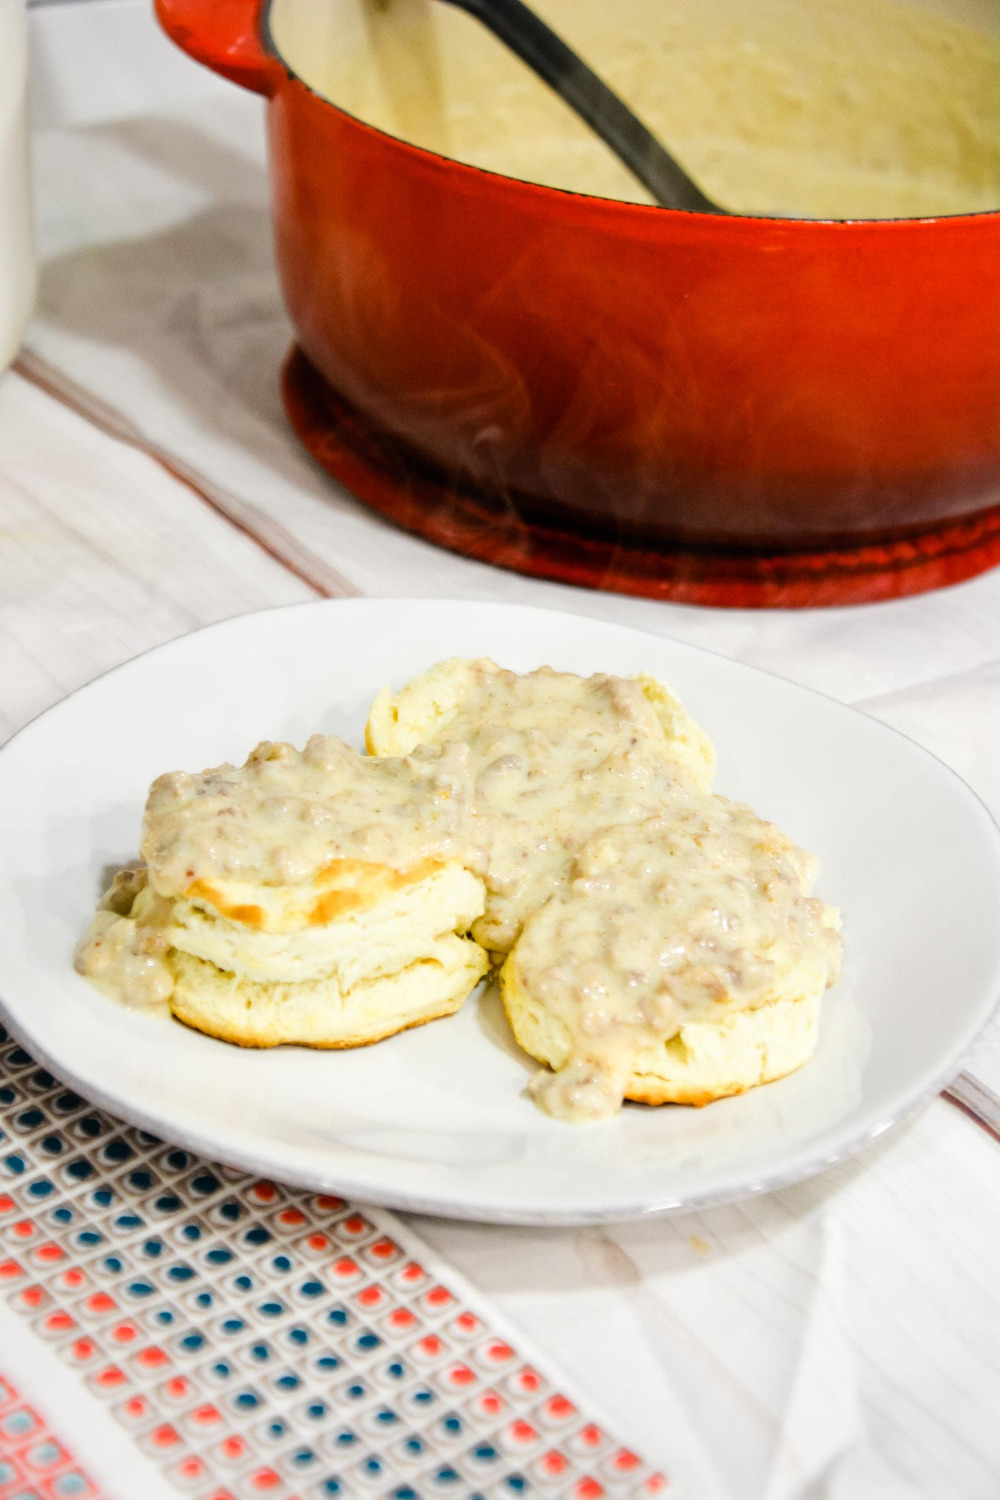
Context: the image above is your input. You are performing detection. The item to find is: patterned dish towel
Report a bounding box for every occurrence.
[0,1026,668,1500]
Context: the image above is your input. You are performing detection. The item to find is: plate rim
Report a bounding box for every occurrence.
[1,596,998,1225]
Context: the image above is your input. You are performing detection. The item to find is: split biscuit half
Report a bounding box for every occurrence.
[162,859,489,1047]
[169,932,489,1049]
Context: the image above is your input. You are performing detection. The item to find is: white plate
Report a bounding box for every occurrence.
[1,599,998,1224]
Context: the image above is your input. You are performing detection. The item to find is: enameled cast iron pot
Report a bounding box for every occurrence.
[157,0,1000,606]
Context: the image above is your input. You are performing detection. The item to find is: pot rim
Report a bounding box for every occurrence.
[261,0,1000,229]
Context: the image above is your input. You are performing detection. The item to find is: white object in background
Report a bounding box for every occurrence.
[0,0,35,370]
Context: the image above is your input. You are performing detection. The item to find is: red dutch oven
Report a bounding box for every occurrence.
[157,0,1000,606]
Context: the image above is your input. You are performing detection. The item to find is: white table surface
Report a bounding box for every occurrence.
[3,4,1000,1495]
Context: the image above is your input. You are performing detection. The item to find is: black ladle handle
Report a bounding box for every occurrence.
[435,0,724,213]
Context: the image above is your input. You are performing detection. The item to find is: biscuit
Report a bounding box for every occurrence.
[169,933,489,1049]
[366,657,716,793]
[77,735,492,1044]
[498,805,842,1117]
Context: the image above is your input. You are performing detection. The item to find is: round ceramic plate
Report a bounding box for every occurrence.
[0,600,998,1225]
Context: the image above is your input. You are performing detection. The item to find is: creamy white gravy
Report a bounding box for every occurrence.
[426,664,710,953]
[273,0,1000,219]
[76,866,176,1010]
[141,735,474,894]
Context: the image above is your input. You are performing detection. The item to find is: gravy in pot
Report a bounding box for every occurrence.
[270,0,1000,218]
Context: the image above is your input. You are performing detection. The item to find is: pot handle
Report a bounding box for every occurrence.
[155,0,278,95]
